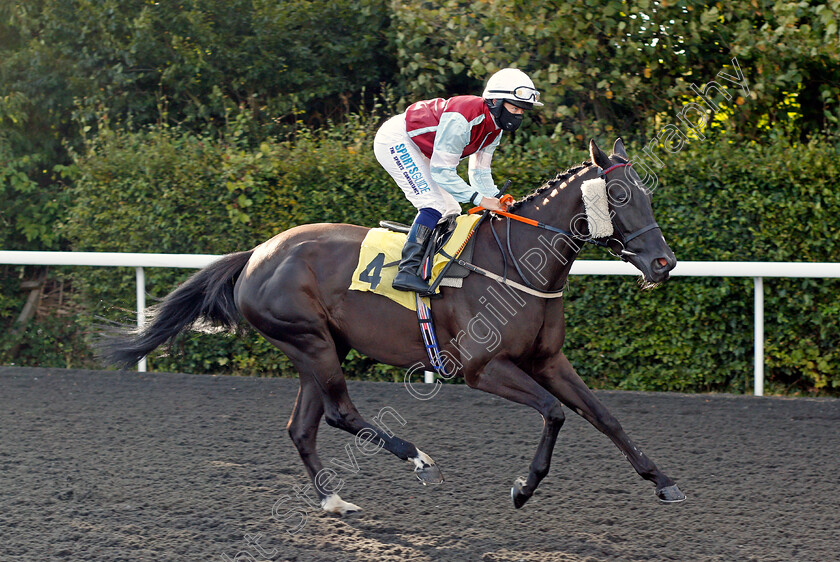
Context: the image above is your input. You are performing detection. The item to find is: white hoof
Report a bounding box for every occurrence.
[410,449,436,471]
[320,493,362,515]
[410,449,444,485]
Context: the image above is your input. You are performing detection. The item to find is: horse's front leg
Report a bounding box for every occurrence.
[533,352,686,503]
[467,357,566,508]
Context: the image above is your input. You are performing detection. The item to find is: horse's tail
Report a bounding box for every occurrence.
[99,250,254,369]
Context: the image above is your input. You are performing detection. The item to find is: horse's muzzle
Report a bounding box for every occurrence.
[648,254,676,282]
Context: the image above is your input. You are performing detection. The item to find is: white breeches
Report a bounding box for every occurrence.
[373,114,462,218]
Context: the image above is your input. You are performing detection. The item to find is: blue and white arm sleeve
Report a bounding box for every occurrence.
[429,112,475,204]
[468,132,501,198]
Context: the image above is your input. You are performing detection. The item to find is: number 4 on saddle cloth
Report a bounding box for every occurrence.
[349,214,482,312]
[349,213,482,377]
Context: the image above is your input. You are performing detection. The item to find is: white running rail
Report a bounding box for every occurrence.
[3,251,840,396]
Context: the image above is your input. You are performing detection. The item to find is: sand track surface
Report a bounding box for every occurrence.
[1,367,838,561]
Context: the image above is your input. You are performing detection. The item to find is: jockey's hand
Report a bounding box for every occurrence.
[480,196,509,212]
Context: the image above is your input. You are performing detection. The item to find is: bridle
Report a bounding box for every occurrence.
[589,161,661,262]
[471,160,662,295]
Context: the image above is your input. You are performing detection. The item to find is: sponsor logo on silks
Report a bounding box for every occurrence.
[394,143,430,194]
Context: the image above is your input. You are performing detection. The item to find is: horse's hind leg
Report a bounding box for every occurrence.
[314,346,445,486]
[275,332,442,512]
[534,352,686,503]
[285,379,361,515]
[468,358,566,509]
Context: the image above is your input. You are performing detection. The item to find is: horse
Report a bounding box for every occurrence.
[102,138,686,515]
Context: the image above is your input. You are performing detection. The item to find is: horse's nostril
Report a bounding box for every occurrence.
[657,257,668,267]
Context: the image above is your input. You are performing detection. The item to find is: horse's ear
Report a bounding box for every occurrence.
[589,139,611,169]
[612,138,628,159]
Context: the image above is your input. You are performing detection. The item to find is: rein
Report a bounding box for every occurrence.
[469,206,573,236]
[467,161,634,237]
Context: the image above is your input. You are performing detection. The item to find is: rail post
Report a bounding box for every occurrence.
[754,276,764,396]
[136,266,147,373]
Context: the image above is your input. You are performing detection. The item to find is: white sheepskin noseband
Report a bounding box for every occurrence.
[580,177,614,238]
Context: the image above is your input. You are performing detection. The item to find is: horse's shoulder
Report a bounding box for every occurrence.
[532,308,566,352]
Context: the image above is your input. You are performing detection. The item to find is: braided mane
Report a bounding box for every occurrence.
[508,161,594,212]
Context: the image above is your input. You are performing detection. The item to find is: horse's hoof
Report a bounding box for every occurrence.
[321,493,362,516]
[415,463,444,485]
[511,476,532,509]
[411,450,444,485]
[656,484,686,503]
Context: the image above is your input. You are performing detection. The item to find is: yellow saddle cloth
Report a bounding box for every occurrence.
[349,214,481,311]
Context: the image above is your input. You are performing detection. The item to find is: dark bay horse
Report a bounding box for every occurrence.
[103,138,686,514]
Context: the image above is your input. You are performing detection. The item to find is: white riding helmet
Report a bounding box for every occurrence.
[482,68,544,108]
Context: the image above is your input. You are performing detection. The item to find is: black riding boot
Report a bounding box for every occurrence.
[392,222,433,293]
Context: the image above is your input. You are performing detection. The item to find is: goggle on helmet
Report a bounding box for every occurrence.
[482,68,544,109]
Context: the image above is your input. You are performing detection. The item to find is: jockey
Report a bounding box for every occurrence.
[373,68,543,293]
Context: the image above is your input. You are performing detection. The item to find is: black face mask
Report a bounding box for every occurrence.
[488,100,524,132]
[499,105,523,131]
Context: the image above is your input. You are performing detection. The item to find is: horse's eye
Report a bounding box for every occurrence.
[609,187,630,206]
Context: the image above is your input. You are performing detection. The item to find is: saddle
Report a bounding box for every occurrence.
[378,216,477,284]
[378,216,480,378]
[349,214,481,311]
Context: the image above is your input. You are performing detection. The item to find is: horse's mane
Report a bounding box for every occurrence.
[508,160,594,212]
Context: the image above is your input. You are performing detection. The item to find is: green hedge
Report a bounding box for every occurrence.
[56,115,413,379]
[4,119,839,394]
[560,134,840,394]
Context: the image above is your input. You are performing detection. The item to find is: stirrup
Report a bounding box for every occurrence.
[392,272,430,293]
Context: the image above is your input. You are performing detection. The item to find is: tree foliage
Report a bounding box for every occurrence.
[1,0,394,249]
[392,0,840,140]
